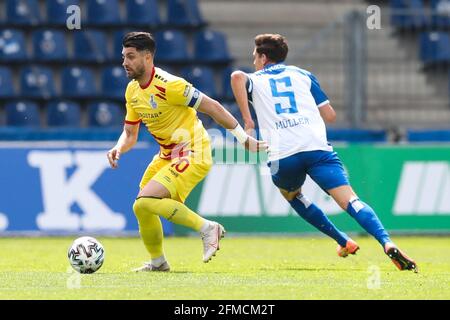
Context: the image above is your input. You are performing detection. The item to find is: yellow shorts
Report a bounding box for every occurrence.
[139,140,213,203]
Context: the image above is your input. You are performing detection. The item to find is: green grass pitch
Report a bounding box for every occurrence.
[0,236,448,299]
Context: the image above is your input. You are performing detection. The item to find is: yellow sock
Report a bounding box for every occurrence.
[133,201,164,259]
[133,197,205,232]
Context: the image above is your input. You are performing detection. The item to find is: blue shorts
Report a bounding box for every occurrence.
[268,150,349,193]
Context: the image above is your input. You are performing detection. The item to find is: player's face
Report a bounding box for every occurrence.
[253,48,265,71]
[122,47,148,80]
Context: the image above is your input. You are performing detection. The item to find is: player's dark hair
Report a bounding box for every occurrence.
[254,34,288,63]
[123,32,156,54]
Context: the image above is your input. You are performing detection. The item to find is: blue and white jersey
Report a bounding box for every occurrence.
[247,63,333,161]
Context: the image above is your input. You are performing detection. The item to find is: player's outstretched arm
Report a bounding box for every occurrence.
[107,123,140,169]
[230,70,255,134]
[197,95,267,152]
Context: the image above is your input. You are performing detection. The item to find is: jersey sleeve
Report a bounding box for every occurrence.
[166,78,203,109]
[308,73,329,107]
[124,83,141,125]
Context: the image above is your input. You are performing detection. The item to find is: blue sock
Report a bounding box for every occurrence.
[346,198,391,247]
[289,194,349,247]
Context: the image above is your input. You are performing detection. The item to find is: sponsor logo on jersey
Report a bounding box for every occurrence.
[149,94,158,109]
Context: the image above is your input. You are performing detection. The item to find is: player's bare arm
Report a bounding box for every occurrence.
[197,95,267,152]
[319,103,337,123]
[230,70,255,134]
[107,122,140,169]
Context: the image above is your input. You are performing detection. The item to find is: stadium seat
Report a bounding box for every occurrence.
[194,30,232,63]
[5,101,41,126]
[47,0,81,26]
[221,66,253,100]
[390,0,429,29]
[46,101,81,127]
[113,29,131,61]
[181,66,217,99]
[6,0,40,26]
[126,0,161,27]
[407,129,450,142]
[61,67,97,97]
[327,129,387,142]
[0,67,16,97]
[419,32,450,66]
[167,0,205,28]
[87,0,122,26]
[20,66,56,98]
[73,30,109,62]
[0,29,28,61]
[88,102,123,127]
[101,66,128,99]
[32,30,68,62]
[431,0,450,28]
[154,30,190,63]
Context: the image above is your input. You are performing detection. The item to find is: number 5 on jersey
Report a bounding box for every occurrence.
[269,76,298,114]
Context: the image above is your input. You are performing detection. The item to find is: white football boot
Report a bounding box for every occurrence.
[201,222,226,263]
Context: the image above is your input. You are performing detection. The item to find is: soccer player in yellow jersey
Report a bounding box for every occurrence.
[106,32,267,272]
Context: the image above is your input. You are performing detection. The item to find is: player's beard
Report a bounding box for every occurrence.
[126,63,146,80]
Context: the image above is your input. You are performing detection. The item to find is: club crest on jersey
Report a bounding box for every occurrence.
[149,94,158,109]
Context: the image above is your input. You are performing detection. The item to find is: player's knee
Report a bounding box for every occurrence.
[280,189,300,201]
[132,198,144,218]
[133,197,158,220]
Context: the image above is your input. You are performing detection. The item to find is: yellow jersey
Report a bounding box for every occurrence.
[124,66,210,160]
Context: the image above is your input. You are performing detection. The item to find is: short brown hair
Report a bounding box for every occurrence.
[254,34,288,63]
[123,32,156,54]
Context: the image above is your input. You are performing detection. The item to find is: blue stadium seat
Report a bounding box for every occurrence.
[113,29,131,61]
[47,0,81,25]
[126,0,161,27]
[62,67,97,97]
[407,129,450,142]
[6,0,40,26]
[419,32,450,66]
[221,66,253,100]
[32,30,68,62]
[155,30,190,63]
[0,29,27,61]
[87,0,122,26]
[327,129,387,142]
[88,102,123,127]
[181,66,217,98]
[0,67,16,97]
[101,66,128,99]
[47,101,81,127]
[194,30,232,63]
[5,101,40,126]
[167,0,205,27]
[73,30,109,62]
[431,0,450,28]
[20,66,56,98]
[390,0,429,29]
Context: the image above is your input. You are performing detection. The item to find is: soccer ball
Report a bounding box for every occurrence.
[68,236,105,274]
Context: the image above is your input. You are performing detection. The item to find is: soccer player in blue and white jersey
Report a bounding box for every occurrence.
[230,34,418,272]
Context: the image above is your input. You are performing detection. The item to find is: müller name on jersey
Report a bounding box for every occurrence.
[275,116,310,129]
